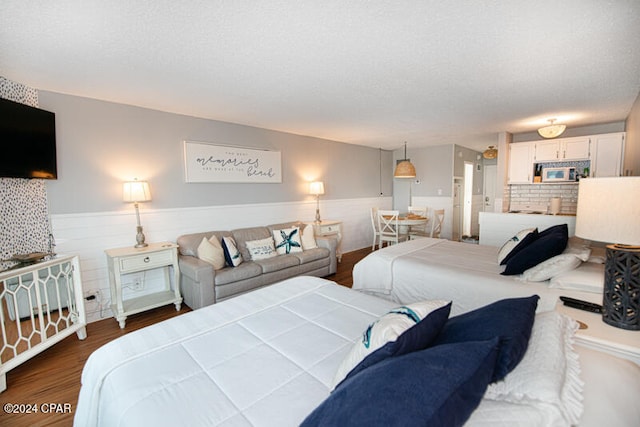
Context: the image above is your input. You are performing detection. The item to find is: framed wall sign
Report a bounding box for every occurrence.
[183,140,282,183]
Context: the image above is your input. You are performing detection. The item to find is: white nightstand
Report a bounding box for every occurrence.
[556,302,640,365]
[105,242,182,328]
[311,220,343,262]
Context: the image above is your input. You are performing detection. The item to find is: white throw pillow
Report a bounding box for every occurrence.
[301,224,318,250]
[485,311,583,426]
[331,299,450,389]
[562,242,592,262]
[272,227,303,254]
[519,254,583,282]
[221,236,243,267]
[197,236,225,270]
[498,228,536,264]
[245,237,277,260]
[549,261,605,294]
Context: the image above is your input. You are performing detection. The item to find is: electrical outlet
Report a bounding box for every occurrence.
[84,290,100,301]
[132,279,143,291]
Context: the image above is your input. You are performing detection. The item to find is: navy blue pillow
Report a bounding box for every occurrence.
[432,295,539,382]
[336,302,452,388]
[500,228,539,265]
[501,224,568,275]
[302,339,499,427]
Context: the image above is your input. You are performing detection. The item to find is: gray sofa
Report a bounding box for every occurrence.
[176,221,338,309]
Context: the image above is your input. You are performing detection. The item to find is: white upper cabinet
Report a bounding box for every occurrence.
[508,142,534,184]
[534,137,590,161]
[591,133,624,177]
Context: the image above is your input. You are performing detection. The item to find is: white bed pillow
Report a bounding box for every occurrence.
[331,299,450,389]
[301,224,318,250]
[197,236,225,270]
[484,311,583,426]
[549,261,605,294]
[562,241,592,262]
[498,228,537,264]
[519,254,583,282]
[245,237,277,260]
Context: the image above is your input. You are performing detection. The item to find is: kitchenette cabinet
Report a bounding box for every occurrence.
[508,132,624,184]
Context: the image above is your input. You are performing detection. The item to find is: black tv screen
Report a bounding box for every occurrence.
[0,97,57,179]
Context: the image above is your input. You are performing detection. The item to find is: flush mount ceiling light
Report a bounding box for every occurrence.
[538,119,566,139]
[483,145,498,159]
[394,142,416,178]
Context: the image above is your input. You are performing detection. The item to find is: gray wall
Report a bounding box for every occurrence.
[39,91,393,214]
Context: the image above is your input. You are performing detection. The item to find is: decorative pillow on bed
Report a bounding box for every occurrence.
[519,253,583,282]
[563,237,592,262]
[245,237,277,260]
[331,300,451,389]
[272,227,303,254]
[498,228,538,265]
[484,311,583,426]
[197,236,225,270]
[501,224,568,276]
[549,261,605,293]
[301,224,318,250]
[303,339,499,427]
[432,295,539,382]
[221,236,243,267]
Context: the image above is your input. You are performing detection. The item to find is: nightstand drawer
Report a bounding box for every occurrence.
[319,224,339,234]
[119,250,173,272]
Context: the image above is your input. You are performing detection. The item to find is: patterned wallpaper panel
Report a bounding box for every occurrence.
[0,76,51,271]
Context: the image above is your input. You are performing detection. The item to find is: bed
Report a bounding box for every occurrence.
[74,276,640,427]
[352,236,604,315]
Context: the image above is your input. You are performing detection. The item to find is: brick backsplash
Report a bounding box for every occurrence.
[503,184,579,214]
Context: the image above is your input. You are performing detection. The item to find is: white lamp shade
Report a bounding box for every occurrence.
[575,177,640,245]
[309,181,325,195]
[123,180,152,203]
[537,124,566,139]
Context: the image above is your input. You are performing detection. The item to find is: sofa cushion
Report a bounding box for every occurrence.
[272,227,303,254]
[197,236,225,270]
[231,226,272,261]
[301,224,318,249]
[178,231,232,257]
[213,262,263,286]
[254,254,299,273]
[245,237,278,261]
[292,247,329,264]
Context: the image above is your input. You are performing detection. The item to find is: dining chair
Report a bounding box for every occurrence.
[407,206,429,239]
[377,209,409,248]
[370,207,380,250]
[430,209,445,238]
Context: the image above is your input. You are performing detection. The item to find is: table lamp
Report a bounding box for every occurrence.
[123,179,152,248]
[575,177,640,330]
[309,181,325,224]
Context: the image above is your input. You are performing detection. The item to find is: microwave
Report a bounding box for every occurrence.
[542,167,576,182]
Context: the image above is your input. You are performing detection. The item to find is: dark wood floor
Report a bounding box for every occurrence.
[0,247,372,427]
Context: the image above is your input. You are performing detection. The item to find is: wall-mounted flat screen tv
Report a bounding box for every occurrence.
[0,97,57,179]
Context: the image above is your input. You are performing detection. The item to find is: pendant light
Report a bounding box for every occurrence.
[394,142,416,178]
[538,119,566,139]
[483,145,498,159]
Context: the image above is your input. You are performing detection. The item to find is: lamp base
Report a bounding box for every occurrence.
[134,226,148,248]
[602,245,639,330]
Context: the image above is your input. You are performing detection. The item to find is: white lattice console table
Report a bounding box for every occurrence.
[0,255,87,392]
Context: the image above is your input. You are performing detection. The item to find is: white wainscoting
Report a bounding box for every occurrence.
[51,196,392,323]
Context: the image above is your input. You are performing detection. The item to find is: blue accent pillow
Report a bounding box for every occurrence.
[432,295,539,382]
[335,302,451,388]
[221,236,243,267]
[302,339,499,427]
[501,224,568,275]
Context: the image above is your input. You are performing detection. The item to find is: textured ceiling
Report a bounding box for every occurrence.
[2,1,640,151]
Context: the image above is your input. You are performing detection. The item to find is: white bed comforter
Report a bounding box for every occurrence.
[353,238,602,315]
[74,276,640,427]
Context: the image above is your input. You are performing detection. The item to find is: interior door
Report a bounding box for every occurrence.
[452,179,462,241]
[483,164,497,212]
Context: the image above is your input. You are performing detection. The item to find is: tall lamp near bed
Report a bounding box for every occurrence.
[575,176,640,330]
